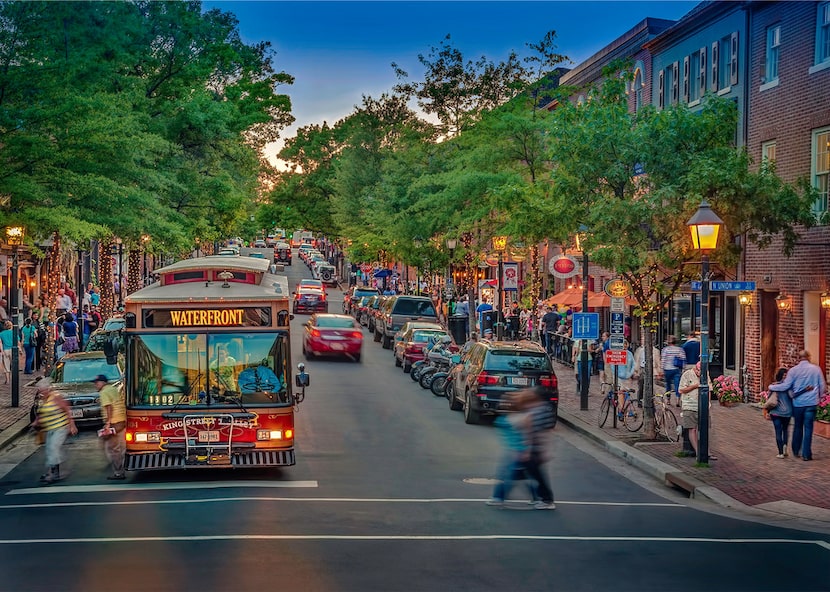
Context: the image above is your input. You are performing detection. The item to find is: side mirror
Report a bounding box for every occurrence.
[451,354,461,364]
[103,337,119,365]
[295,362,310,387]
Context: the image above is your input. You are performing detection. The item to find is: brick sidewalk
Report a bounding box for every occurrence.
[553,360,830,510]
[0,367,40,438]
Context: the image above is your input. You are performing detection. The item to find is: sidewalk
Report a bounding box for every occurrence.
[0,367,40,450]
[553,359,830,524]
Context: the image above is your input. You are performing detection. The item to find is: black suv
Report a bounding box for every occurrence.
[447,340,558,425]
[376,295,438,349]
[274,243,292,266]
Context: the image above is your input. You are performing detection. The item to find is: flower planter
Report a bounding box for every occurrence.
[815,420,830,440]
[719,400,740,408]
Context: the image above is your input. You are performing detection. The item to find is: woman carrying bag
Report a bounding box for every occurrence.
[764,367,792,459]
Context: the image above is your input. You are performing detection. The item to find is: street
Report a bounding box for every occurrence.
[0,262,827,592]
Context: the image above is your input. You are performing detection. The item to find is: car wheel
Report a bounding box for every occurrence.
[373,329,381,343]
[448,381,462,411]
[402,361,411,373]
[353,353,361,363]
[302,344,310,360]
[463,390,480,425]
[381,334,392,349]
[394,356,402,367]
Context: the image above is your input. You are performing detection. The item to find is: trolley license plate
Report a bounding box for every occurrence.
[198,431,220,443]
[510,377,529,386]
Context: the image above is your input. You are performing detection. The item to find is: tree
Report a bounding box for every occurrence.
[544,62,817,438]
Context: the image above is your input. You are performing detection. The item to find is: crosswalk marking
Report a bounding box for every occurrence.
[5,480,319,496]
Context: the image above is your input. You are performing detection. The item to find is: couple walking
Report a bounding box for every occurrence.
[488,387,556,510]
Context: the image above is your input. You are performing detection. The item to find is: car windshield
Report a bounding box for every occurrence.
[395,299,436,316]
[128,333,291,407]
[486,351,552,372]
[413,331,446,342]
[316,317,355,328]
[355,289,379,298]
[55,358,121,383]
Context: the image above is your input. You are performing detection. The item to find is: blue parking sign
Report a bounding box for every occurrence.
[572,313,600,340]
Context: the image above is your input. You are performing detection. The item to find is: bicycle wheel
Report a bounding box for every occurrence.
[598,396,611,428]
[622,399,643,432]
[661,408,680,442]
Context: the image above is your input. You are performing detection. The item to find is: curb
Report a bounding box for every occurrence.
[0,415,33,453]
[558,409,735,502]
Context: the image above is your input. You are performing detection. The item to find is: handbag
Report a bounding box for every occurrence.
[763,391,779,410]
[673,355,685,369]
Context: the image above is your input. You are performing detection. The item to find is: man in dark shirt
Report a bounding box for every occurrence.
[682,332,701,368]
[541,306,559,354]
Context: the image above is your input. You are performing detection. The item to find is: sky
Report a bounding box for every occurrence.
[204,1,701,163]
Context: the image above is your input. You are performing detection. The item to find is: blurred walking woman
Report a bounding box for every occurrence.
[30,378,77,483]
[767,367,793,459]
[0,320,12,384]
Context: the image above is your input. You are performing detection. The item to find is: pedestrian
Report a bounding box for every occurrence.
[765,367,793,459]
[476,296,493,336]
[30,377,78,484]
[597,331,610,383]
[55,288,72,316]
[92,374,127,480]
[525,386,557,509]
[767,350,826,461]
[572,338,594,394]
[0,320,12,384]
[541,306,559,355]
[20,317,37,374]
[682,332,701,367]
[60,311,80,354]
[35,295,50,321]
[660,335,686,407]
[0,298,8,324]
[678,362,716,459]
[488,390,534,507]
[455,295,470,339]
[632,340,662,402]
[87,304,102,336]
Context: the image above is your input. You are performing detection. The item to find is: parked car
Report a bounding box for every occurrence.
[447,340,558,425]
[394,325,449,372]
[36,351,124,427]
[253,239,267,248]
[316,263,337,285]
[343,286,380,315]
[302,313,363,362]
[360,295,384,330]
[376,295,439,349]
[274,242,292,265]
[293,287,328,314]
[297,278,325,292]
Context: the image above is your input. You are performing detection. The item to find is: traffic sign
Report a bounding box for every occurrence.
[610,297,626,313]
[572,312,599,340]
[610,312,624,333]
[689,281,756,291]
[605,350,629,366]
[609,335,626,350]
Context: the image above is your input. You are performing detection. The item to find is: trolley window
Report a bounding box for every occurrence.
[130,332,290,407]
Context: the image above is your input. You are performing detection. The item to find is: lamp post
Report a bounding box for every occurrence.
[686,200,724,464]
[6,226,24,408]
[492,236,508,340]
[576,227,589,411]
[446,237,457,297]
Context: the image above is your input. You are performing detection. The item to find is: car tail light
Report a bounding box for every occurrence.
[477,372,500,386]
[310,328,321,338]
[539,375,557,388]
[351,331,363,339]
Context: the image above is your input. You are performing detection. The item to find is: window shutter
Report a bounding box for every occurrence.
[730,31,739,86]
[711,41,719,91]
[699,47,707,96]
[672,61,679,103]
[658,70,665,109]
[683,56,690,103]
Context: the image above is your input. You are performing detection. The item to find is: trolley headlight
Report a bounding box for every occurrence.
[134,432,161,443]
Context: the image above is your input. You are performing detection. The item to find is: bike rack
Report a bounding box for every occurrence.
[183,413,235,463]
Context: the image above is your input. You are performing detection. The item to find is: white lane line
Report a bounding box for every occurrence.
[5,480,319,496]
[0,535,828,548]
[0,497,683,510]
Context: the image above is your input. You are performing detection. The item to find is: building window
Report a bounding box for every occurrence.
[699,47,707,97]
[633,68,643,112]
[711,41,719,91]
[689,53,700,102]
[765,25,781,83]
[817,2,830,65]
[683,56,690,103]
[730,31,739,86]
[658,70,665,109]
[762,140,776,165]
[671,61,679,104]
[813,128,830,217]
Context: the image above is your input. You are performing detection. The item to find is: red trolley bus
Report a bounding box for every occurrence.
[121,255,309,471]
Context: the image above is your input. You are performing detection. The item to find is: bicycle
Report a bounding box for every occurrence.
[653,392,680,442]
[597,382,643,432]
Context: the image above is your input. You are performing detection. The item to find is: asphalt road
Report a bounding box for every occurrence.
[0,258,827,592]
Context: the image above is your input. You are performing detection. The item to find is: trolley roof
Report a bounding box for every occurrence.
[125,256,289,304]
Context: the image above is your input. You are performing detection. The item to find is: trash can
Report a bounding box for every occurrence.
[448,315,468,345]
[481,310,495,334]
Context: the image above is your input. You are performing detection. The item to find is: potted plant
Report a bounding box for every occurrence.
[815,394,830,439]
[712,375,742,407]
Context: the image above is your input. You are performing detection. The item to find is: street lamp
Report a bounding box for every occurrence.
[686,200,724,464]
[576,226,590,411]
[492,236,508,340]
[5,226,24,407]
[446,237,457,298]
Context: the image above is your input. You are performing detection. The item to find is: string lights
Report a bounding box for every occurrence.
[127,249,142,295]
[99,237,115,318]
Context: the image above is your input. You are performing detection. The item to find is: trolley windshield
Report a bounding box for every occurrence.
[128,332,291,407]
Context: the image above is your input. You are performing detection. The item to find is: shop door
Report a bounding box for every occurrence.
[760,291,778,390]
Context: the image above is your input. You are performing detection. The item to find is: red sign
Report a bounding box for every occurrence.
[360,264,372,273]
[604,350,629,366]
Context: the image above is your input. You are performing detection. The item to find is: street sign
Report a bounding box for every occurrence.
[605,350,629,366]
[689,281,756,291]
[572,312,599,340]
[610,312,624,333]
[610,297,626,313]
[609,335,626,350]
[604,279,629,297]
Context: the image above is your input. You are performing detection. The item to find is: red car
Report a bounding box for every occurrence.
[302,314,363,362]
[293,287,327,314]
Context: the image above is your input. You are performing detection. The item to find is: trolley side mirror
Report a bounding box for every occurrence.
[295,362,310,388]
[103,337,119,365]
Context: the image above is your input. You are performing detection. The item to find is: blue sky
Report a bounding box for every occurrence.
[205,1,700,159]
